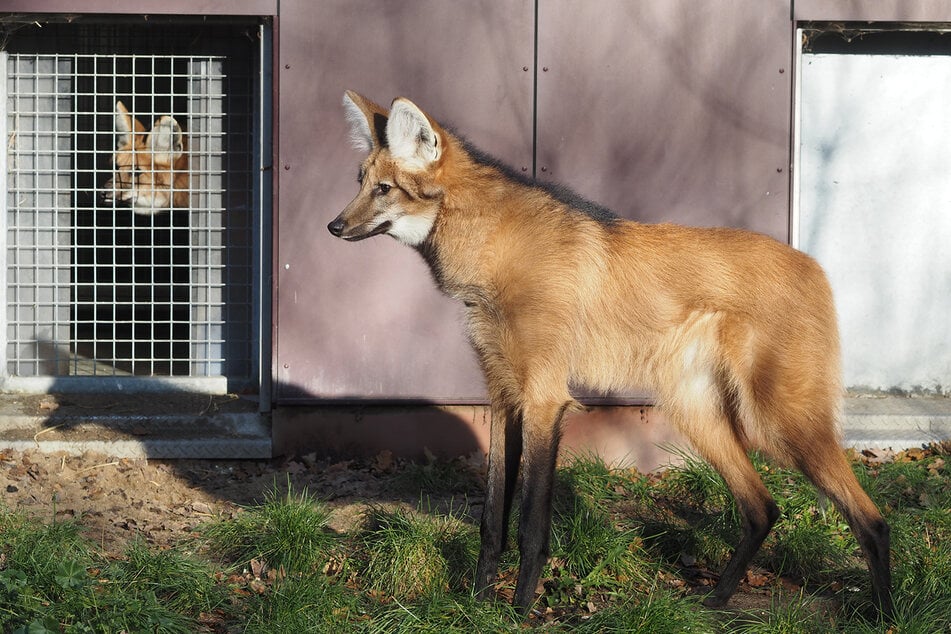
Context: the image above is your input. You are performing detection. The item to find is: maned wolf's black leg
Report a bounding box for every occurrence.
[843,509,892,618]
[704,493,780,607]
[669,405,781,609]
[475,405,522,600]
[511,404,567,614]
[793,447,893,618]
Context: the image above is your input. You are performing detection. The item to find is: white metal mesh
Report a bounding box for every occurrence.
[3,50,255,384]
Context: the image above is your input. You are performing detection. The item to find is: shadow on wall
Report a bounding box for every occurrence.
[271,400,488,462]
[5,367,685,470]
[7,369,487,464]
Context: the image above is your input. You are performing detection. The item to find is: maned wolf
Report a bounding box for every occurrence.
[103,101,189,214]
[328,91,892,617]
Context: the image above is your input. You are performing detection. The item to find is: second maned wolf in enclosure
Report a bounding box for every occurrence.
[103,100,189,213]
[327,91,893,618]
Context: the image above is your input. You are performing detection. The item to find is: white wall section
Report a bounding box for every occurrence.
[798,53,951,394]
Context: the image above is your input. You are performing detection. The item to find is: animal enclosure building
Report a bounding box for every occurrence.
[1,1,949,461]
[2,18,268,396]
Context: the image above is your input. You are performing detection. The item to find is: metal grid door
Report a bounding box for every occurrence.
[1,21,264,393]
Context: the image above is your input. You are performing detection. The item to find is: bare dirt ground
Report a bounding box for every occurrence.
[1,448,476,554]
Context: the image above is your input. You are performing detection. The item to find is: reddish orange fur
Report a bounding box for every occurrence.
[104,101,189,213]
[329,92,892,618]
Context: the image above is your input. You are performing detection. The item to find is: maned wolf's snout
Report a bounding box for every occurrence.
[326,213,393,241]
[327,217,345,237]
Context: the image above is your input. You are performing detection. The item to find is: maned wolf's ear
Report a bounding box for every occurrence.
[343,90,389,152]
[387,97,441,170]
[148,116,185,164]
[114,101,144,148]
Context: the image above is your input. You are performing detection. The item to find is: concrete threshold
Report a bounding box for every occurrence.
[0,393,270,459]
[0,393,945,461]
[843,396,951,450]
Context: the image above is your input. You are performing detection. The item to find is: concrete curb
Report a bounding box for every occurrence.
[843,396,951,450]
[0,394,271,459]
[0,395,946,460]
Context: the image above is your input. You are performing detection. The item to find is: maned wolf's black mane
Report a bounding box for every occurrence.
[457,136,619,226]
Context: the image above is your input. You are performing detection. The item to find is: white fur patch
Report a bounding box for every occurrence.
[387,99,439,170]
[343,93,373,151]
[388,212,436,246]
[682,362,716,407]
[148,116,184,164]
[666,313,722,417]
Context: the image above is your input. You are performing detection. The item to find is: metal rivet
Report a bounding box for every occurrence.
[523,66,529,72]
[284,164,290,170]
[540,166,548,172]
[542,67,549,72]
[779,68,785,74]
[284,64,291,69]
[284,263,290,270]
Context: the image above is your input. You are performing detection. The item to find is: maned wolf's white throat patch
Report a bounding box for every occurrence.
[389,212,436,246]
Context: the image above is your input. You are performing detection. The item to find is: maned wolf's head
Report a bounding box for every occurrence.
[102,101,189,214]
[327,91,446,246]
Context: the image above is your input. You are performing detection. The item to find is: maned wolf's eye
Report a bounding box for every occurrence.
[376,183,392,195]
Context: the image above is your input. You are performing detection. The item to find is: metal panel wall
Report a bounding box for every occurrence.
[0,0,276,14]
[275,0,535,401]
[794,0,951,21]
[275,0,794,403]
[537,0,792,239]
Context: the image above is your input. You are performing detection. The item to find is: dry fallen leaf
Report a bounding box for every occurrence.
[745,570,770,587]
[374,450,394,472]
[904,447,926,461]
[249,578,268,594]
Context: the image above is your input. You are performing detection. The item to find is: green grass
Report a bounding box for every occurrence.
[202,480,339,575]
[357,504,478,600]
[548,459,655,603]
[725,590,835,633]
[1,446,949,632]
[569,588,715,633]
[0,510,219,633]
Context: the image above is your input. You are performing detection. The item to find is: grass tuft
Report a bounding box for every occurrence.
[550,464,654,599]
[202,481,338,575]
[570,584,714,633]
[358,505,478,601]
[365,591,523,634]
[110,538,222,615]
[239,572,366,633]
[726,590,834,634]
